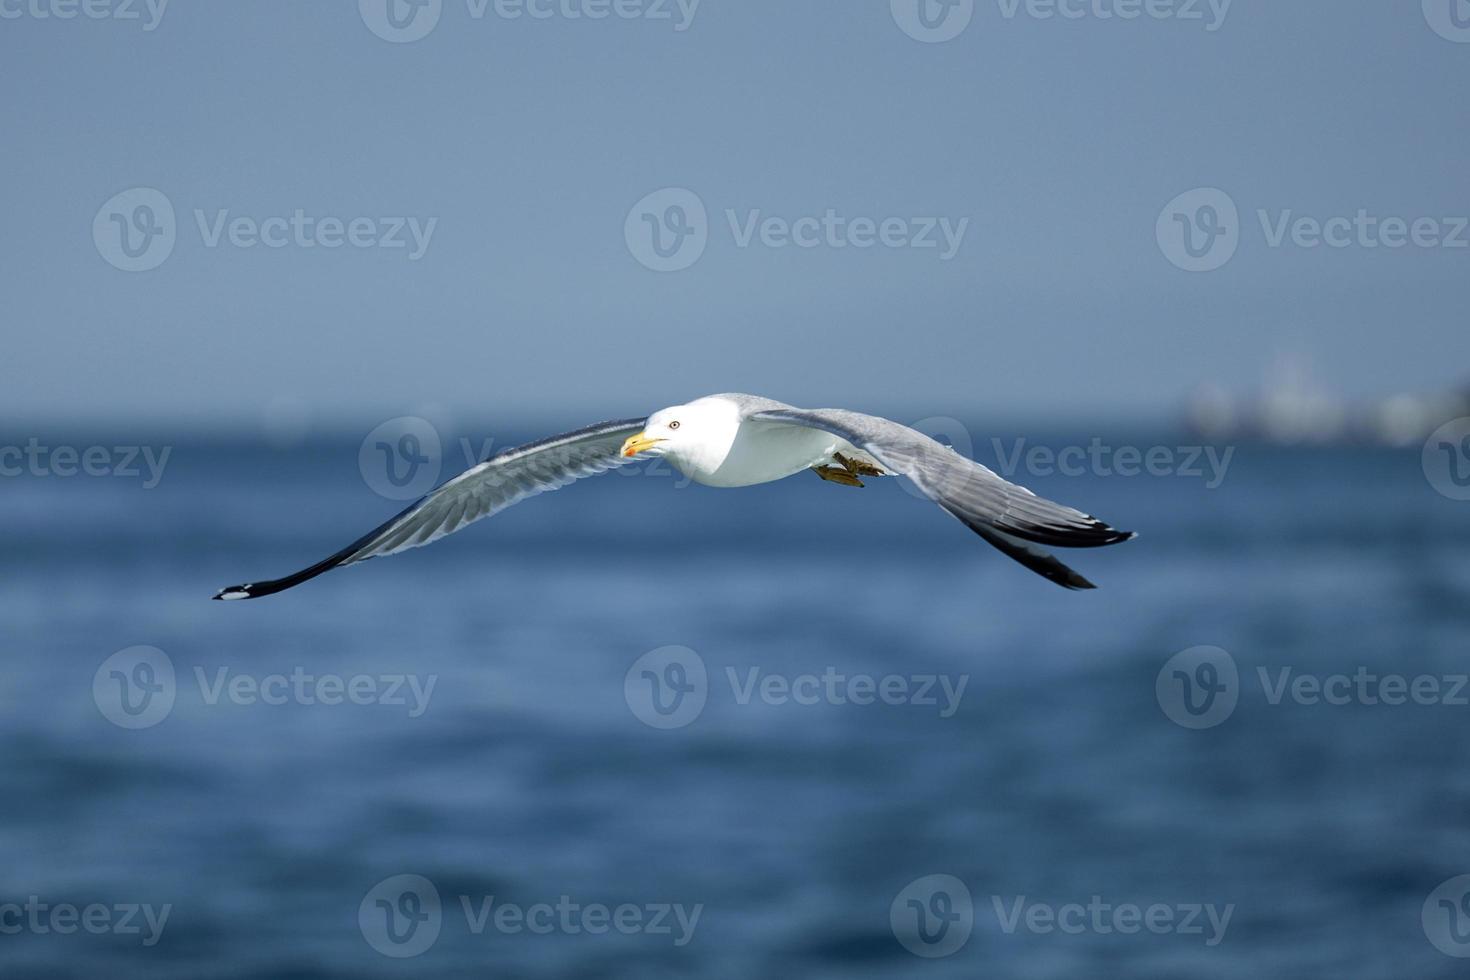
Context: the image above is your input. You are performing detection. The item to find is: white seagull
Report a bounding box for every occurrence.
[213,393,1133,599]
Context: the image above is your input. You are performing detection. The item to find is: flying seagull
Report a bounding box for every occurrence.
[213,393,1133,600]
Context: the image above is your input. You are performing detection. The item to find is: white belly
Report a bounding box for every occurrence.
[677,420,847,488]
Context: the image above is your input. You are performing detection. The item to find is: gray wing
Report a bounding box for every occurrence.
[750,408,1133,590]
[213,417,647,599]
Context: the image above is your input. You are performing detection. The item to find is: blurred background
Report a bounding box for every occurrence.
[2,1,1469,977]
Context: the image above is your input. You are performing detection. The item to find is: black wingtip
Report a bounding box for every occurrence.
[212,584,257,601]
[992,508,1137,550]
[1055,564,1098,590]
[1082,522,1136,547]
[957,518,1103,591]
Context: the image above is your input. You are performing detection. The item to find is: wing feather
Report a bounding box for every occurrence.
[750,407,1133,589]
[212,417,647,600]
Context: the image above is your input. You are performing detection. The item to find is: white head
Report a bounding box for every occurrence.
[620,396,741,471]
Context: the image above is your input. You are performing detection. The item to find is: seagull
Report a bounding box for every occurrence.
[213,393,1133,600]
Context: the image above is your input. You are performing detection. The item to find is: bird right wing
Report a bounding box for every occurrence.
[749,407,1134,589]
[213,417,647,600]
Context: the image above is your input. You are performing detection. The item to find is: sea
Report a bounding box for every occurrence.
[2,422,1468,978]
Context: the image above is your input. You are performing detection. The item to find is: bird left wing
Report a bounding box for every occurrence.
[749,407,1133,589]
[213,417,647,600]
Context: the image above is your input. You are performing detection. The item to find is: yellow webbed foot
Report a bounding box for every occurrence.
[811,465,864,487]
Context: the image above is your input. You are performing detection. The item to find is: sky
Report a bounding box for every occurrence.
[2,0,1467,432]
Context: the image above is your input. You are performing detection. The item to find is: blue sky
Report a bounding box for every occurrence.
[2,1,1467,430]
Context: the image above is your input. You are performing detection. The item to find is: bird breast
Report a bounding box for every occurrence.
[676,420,844,488]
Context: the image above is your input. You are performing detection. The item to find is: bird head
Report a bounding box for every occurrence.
[620,397,740,469]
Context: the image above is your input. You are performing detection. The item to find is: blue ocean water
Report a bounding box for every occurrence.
[2,427,1468,978]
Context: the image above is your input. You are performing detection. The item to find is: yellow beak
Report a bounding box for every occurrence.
[620,432,665,458]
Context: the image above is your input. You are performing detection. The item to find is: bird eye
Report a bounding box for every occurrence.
[668,420,680,429]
